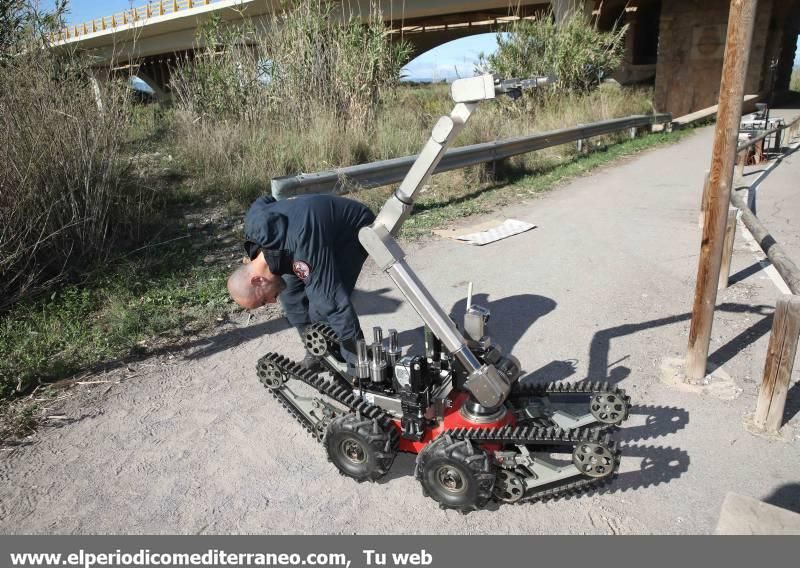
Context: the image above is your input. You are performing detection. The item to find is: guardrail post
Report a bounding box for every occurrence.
[718,207,738,290]
[753,294,800,433]
[629,127,637,139]
[736,148,746,179]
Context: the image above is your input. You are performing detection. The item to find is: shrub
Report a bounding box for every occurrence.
[480,10,627,94]
[0,2,155,308]
[169,0,411,202]
[263,0,410,128]
[170,15,266,121]
[171,0,410,128]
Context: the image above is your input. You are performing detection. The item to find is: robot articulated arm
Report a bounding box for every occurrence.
[359,75,548,408]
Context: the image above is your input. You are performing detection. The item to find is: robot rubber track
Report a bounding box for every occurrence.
[256,349,622,506]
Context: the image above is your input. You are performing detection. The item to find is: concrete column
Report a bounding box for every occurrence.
[87,67,110,113]
[552,0,594,23]
[623,8,639,65]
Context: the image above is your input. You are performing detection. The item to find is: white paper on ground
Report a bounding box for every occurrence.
[454,219,536,246]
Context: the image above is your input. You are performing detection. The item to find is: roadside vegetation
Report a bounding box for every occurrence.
[1,1,682,438]
[791,67,800,92]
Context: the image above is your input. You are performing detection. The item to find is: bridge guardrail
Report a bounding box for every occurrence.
[52,0,225,42]
[270,113,672,200]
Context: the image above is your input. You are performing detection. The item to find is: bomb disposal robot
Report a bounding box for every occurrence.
[257,75,631,511]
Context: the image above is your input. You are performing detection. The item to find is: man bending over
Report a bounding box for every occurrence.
[227,194,375,370]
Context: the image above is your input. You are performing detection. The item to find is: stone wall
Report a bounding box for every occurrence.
[653,0,782,117]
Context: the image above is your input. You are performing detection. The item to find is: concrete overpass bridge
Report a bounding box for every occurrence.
[52,1,573,60]
[54,0,800,117]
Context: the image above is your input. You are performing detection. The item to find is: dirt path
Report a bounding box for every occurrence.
[2,122,799,534]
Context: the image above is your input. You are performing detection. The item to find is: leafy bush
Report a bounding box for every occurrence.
[170,15,266,121]
[481,10,627,93]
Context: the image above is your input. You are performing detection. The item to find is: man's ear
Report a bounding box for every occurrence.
[250,275,268,286]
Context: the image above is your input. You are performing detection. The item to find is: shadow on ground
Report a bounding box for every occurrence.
[763,483,800,514]
[180,287,403,361]
[390,293,557,357]
[587,303,774,386]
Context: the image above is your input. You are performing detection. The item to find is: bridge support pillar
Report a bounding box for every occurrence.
[87,67,110,113]
[552,0,594,23]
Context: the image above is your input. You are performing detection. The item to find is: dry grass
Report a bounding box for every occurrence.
[168,1,653,211]
[0,50,158,309]
[173,79,654,206]
[353,82,656,228]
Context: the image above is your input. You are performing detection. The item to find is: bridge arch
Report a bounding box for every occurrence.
[401,33,498,82]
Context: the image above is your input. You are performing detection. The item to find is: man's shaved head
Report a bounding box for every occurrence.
[227,264,258,308]
[227,254,285,309]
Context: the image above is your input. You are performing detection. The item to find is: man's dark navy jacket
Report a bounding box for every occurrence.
[243,194,375,342]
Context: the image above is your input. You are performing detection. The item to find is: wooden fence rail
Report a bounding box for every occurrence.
[725,119,800,434]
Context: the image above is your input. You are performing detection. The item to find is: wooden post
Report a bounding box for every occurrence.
[174,0,179,12]
[718,207,738,290]
[733,150,746,198]
[699,169,710,228]
[754,295,800,433]
[686,0,758,382]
